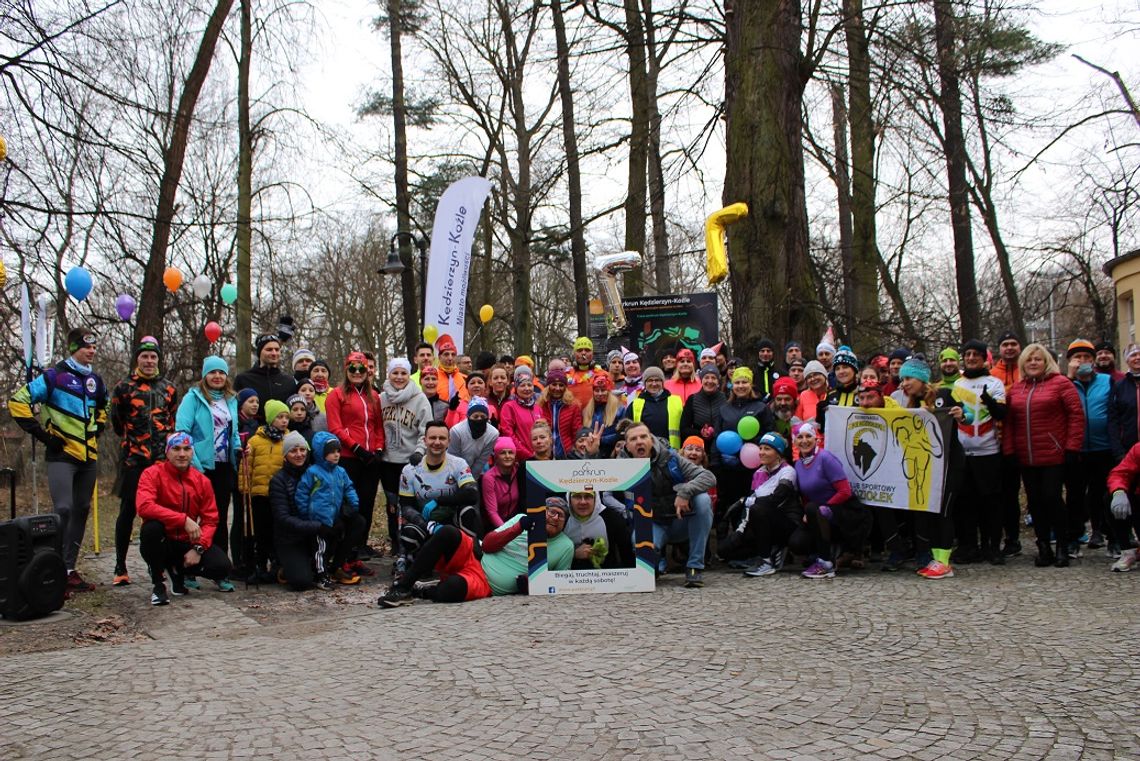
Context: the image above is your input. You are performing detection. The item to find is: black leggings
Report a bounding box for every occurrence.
[115,464,146,571]
[741,503,801,560]
[402,525,471,603]
[1000,455,1022,544]
[957,454,1003,553]
[343,457,382,552]
[1022,464,1068,548]
[379,461,406,549]
[203,466,234,557]
[794,501,870,562]
[138,520,232,585]
[1064,450,1112,539]
[250,495,276,571]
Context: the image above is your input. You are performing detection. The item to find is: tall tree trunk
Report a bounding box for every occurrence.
[135,0,235,344]
[932,0,979,343]
[645,1,669,294]
[830,84,856,343]
[724,0,818,352]
[551,0,589,334]
[388,0,420,356]
[235,0,253,365]
[622,0,648,297]
[843,0,879,352]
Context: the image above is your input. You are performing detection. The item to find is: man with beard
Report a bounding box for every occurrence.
[235,333,297,420]
[1095,341,1124,383]
[753,338,782,401]
[769,377,799,440]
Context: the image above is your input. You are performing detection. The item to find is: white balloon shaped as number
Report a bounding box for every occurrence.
[191,274,212,300]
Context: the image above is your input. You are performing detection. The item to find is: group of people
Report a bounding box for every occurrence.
[9,324,1140,610]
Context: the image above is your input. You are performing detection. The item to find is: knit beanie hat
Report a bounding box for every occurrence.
[493,437,516,454]
[436,334,457,353]
[286,394,306,410]
[1066,339,1095,359]
[697,365,720,379]
[888,347,911,362]
[784,340,802,353]
[237,388,258,408]
[515,355,535,370]
[254,333,280,355]
[592,373,614,390]
[676,348,696,362]
[202,356,228,378]
[291,348,315,369]
[264,399,289,423]
[282,431,309,454]
[573,336,593,352]
[606,349,623,365]
[544,497,569,517]
[310,359,331,374]
[756,338,775,352]
[816,340,836,355]
[833,349,859,370]
[475,351,496,371]
[802,360,827,379]
[699,347,717,361]
[387,357,412,375]
[513,366,534,383]
[939,347,961,362]
[682,435,705,451]
[731,366,753,383]
[467,396,489,418]
[899,356,932,384]
[1094,340,1115,355]
[758,431,787,454]
[546,367,567,384]
[997,331,1021,345]
[642,366,665,382]
[772,377,799,399]
[135,336,161,363]
[963,339,987,355]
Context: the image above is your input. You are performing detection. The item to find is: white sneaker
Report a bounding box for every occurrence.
[1111,548,1136,572]
[744,560,776,577]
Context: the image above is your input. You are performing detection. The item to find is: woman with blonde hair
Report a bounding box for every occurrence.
[582,374,623,456]
[1003,343,1085,567]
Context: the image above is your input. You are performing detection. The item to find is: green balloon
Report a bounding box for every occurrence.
[220,282,238,305]
[737,415,760,440]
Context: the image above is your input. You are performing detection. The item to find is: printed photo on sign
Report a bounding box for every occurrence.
[525,459,656,595]
[824,406,953,513]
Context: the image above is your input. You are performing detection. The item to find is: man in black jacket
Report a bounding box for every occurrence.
[235,333,297,421]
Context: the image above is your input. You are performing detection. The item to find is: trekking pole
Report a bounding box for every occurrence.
[91,480,100,554]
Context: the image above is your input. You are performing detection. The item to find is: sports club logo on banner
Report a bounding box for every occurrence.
[825,406,951,513]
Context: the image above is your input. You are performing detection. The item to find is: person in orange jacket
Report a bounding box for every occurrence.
[566,336,604,407]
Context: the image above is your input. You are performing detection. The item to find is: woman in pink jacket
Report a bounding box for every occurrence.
[498,367,542,460]
[481,437,521,531]
[1003,343,1085,567]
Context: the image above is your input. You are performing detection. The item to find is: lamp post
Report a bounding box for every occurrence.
[381,231,428,353]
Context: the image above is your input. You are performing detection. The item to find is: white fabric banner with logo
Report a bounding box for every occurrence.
[423,176,493,353]
[823,406,950,513]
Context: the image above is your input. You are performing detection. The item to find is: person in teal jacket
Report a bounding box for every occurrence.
[296,432,360,527]
[175,356,241,585]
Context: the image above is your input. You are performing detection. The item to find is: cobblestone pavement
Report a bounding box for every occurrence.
[1,555,1137,760]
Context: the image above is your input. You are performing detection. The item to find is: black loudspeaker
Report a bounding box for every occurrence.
[0,468,67,620]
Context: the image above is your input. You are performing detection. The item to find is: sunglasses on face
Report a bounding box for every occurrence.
[347,364,367,373]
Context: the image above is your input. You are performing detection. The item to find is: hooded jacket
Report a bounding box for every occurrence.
[380,380,431,464]
[499,396,542,460]
[269,459,320,541]
[239,426,285,496]
[619,435,716,522]
[480,463,520,530]
[136,459,219,548]
[325,383,385,458]
[295,432,360,526]
[448,419,499,478]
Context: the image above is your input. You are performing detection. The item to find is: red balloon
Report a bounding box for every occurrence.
[204,321,222,343]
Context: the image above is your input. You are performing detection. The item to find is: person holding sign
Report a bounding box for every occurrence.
[719,433,799,578]
[792,422,869,577]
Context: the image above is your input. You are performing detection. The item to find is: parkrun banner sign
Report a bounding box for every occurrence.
[424,176,493,353]
[824,406,953,513]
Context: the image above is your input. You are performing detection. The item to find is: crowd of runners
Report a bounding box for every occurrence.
[9,325,1139,609]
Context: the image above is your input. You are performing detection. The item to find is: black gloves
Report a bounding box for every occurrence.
[448,393,462,411]
[352,445,374,465]
[317,524,336,539]
[517,514,533,531]
[408,451,423,467]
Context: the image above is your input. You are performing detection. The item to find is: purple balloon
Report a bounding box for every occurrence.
[115,293,136,321]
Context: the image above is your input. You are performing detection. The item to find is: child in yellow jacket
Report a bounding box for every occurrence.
[239,399,290,582]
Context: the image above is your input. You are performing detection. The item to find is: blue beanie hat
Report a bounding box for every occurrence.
[899,356,931,384]
[202,356,229,378]
[758,431,788,455]
[237,388,258,407]
[467,396,489,418]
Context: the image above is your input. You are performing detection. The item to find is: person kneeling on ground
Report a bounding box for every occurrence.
[619,422,716,588]
[137,433,233,606]
[719,432,800,578]
[397,421,482,558]
[379,497,575,607]
[273,432,367,590]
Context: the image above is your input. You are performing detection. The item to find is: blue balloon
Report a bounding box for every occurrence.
[64,266,93,301]
[716,430,743,456]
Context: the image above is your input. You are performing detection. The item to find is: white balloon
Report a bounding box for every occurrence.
[191,273,212,300]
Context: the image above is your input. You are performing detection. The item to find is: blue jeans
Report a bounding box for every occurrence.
[652,492,713,570]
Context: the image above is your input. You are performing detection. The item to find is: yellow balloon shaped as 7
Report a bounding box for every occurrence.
[705,203,749,286]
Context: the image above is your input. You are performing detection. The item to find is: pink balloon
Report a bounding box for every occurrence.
[739,442,762,470]
[204,321,222,343]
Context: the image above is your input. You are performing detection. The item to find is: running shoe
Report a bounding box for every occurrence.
[1087,530,1104,549]
[215,579,235,593]
[1107,543,1122,560]
[347,559,376,577]
[151,584,170,606]
[802,560,836,579]
[182,577,201,590]
[1001,540,1022,558]
[744,560,776,577]
[112,570,131,587]
[171,577,190,596]
[770,547,787,572]
[684,568,704,588]
[1111,548,1136,573]
[66,571,96,593]
[315,574,334,591]
[333,568,362,585]
[880,552,904,572]
[378,586,413,608]
[917,560,954,579]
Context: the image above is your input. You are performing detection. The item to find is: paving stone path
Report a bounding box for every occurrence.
[1,558,1136,760]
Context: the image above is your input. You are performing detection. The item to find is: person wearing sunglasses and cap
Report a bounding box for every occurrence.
[234,332,298,421]
[10,327,109,595]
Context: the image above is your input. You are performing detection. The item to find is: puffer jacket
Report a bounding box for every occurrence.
[325,383,385,459]
[136,460,219,549]
[1107,442,1140,495]
[539,397,581,459]
[680,388,726,451]
[1110,374,1140,459]
[110,372,179,468]
[1072,373,1111,452]
[1003,372,1085,467]
[499,397,542,460]
[239,427,285,496]
[380,380,431,464]
[295,432,359,526]
[269,460,319,541]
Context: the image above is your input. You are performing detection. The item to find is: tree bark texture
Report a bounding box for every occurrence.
[388,0,421,356]
[622,0,648,297]
[830,84,856,343]
[236,0,253,365]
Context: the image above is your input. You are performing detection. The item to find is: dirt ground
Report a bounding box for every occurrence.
[0,480,398,656]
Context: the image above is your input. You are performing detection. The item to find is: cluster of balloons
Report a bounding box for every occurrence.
[715,415,766,468]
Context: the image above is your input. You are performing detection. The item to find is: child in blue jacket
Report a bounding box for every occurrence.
[295,432,364,584]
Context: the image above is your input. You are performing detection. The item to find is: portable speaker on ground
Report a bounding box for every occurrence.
[0,468,67,620]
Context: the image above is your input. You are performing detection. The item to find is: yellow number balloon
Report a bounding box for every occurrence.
[705,202,749,285]
[479,304,494,324]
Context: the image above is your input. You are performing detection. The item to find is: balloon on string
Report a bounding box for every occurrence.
[191,274,211,300]
[204,321,222,343]
[220,282,238,305]
[163,267,183,292]
[423,324,439,344]
[114,294,136,321]
[64,267,93,300]
[737,415,760,440]
[479,304,494,324]
[715,430,743,456]
[739,443,762,470]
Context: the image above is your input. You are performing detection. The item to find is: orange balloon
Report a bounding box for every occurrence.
[163,267,183,292]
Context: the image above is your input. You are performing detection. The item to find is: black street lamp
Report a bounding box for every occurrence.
[382,230,428,333]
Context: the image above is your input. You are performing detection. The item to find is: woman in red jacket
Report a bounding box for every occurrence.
[1003,343,1085,567]
[537,367,581,459]
[324,352,385,566]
